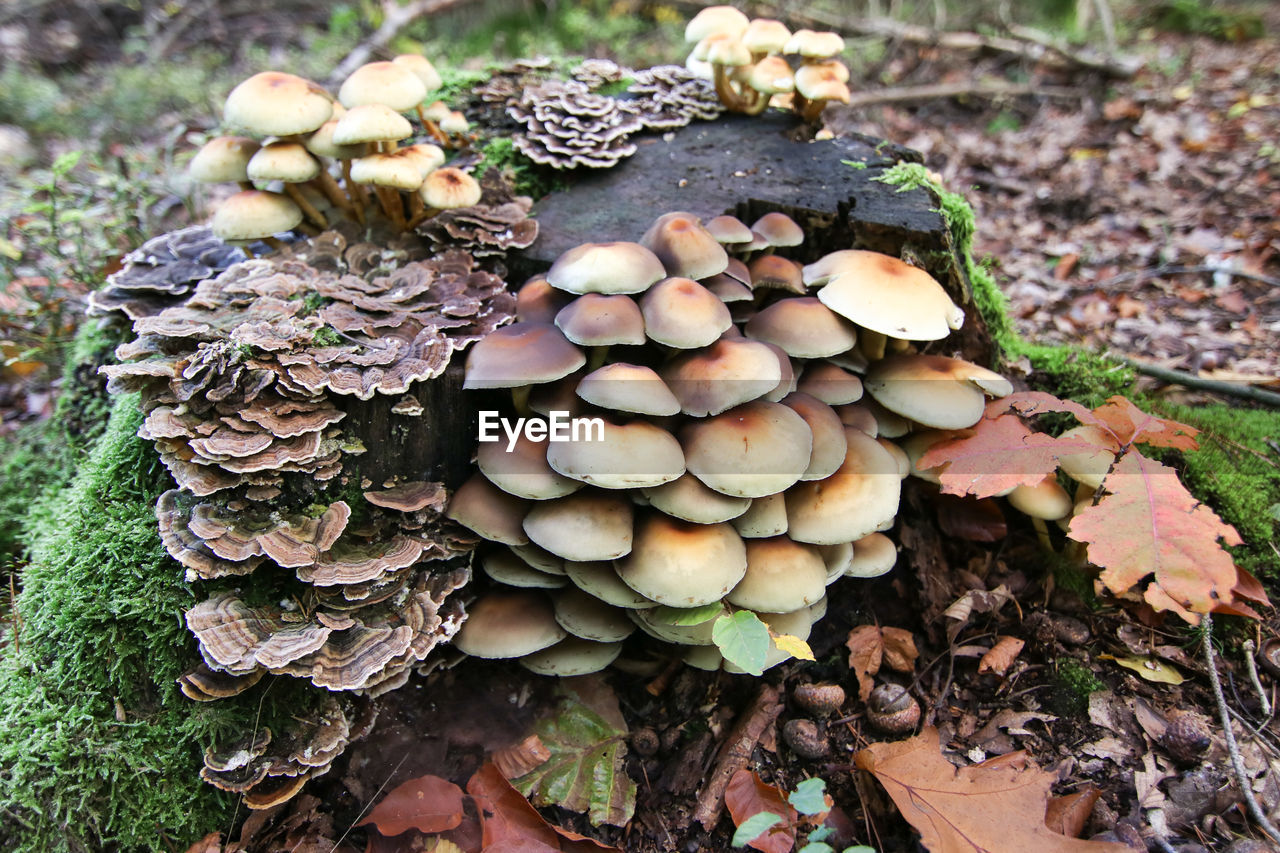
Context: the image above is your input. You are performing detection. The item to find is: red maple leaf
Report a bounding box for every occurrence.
[1068,449,1242,621]
[1090,396,1199,450]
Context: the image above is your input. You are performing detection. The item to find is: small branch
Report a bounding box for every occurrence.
[1202,614,1280,845]
[327,0,478,87]
[692,683,783,831]
[1243,640,1273,718]
[1118,356,1280,408]
[840,80,1083,110]
[1099,263,1280,291]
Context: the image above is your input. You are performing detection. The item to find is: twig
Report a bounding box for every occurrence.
[1099,263,1280,290]
[1202,614,1280,845]
[1117,356,1280,408]
[692,683,783,831]
[1242,640,1273,718]
[838,80,1083,110]
[327,0,478,87]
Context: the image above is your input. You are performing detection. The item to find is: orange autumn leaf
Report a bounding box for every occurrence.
[357,774,464,837]
[880,627,919,673]
[855,728,1130,853]
[466,763,562,850]
[1089,396,1199,451]
[1068,449,1242,622]
[977,636,1025,676]
[846,624,883,702]
[725,769,797,853]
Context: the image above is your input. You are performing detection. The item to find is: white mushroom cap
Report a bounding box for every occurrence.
[640,277,733,349]
[546,419,685,490]
[189,136,259,183]
[846,532,897,577]
[576,363,681,417]
[463,322,585,389]
[1007,476,1073,520]
[642,473,753,524]
[726,536,828,613]
[392,54,443,91]
[1056,425,1116,489]
[522,490,634,562]
[640,212,729,280]
[332,103,414,145]
[864,354,1012,430]
[555,293,646,347]
[446,473,529,545]
[661,338,782,416]
[516,274,574,324]
[476,431,581,500]
[685,5,750,42]
[520,637,623,676]
[553,588,636,642]
[806,250,964,340]
[616,513,747,607]
[745,297,857,359]
[563,560,659,609]
[797,362,864,405]
[785,427,902,545]
[338,61,428,111]
[681,400,813,498]
[454,589,565,658]
[630,606,721,645]
[211,190,303,241]
[751,212,804,247]
[546,242,667,295]
[482,549,567,588]
[420,167,482,209]
[223,71,333,137]
[732,492,788,538]
[723,607,815,673]
[781,392,848,481]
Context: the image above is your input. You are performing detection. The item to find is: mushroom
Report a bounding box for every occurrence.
[616,513,747,608]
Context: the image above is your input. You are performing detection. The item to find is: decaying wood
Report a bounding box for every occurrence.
[1119,357,1280,408]
[692,683,784,831]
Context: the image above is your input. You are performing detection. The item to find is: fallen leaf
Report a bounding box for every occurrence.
[493,735,552,780]
[1046,788,1102,838]
[1088,397,1199,451]
[771,631,815,662]
[512,678,637,827]
[358,774,464,837]
[978,636,1025,676]
[935,494,1008,542]
[714,611,772,676]
[184,832,222,853]
[856,728,1130,852]
[846,625,884,702]
[1070,449,1241,621]
[880,627,918,673]
[725,769,797,853]
[467,763,561,850]
[920,414,1091,499]
[1107,654,1186,685]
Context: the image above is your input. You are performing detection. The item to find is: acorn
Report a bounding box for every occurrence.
[792,682,846,716]
[631,727,660,757]
[1161,711,1211,765]
[866,683,920,735]
[782,718,828,758]
[1258,638,1280,680]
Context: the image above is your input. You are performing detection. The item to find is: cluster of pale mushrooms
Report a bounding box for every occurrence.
[443,209,1018,677]
[188,56,481,243]
[683,5,851,122]
[99,228,517,807]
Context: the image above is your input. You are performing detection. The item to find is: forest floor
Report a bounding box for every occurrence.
[2,4,1279,853]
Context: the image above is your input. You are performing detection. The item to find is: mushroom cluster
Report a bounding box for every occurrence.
[445,209,1013,675]
[190,56,481,244]
[100,227,515,806]
[683,6,851,122]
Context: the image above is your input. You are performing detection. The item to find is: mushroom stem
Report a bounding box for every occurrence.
[373,186,406,230]
[311,168,354,216]
[341,161,368,226]
[859,329,887,362]
[741,87,771,116]
[800,95,828,124]
[405,205,441,231]
[510,385,533,417]
[587,345,610,372]
[238,180,255,192]
[406,190,425,224]
[424,119,450,147]
[259,236,286,253]
[283,184,328,229]
[712,64,745,112]
[297,222,321,237]
[1031,517,1054,552]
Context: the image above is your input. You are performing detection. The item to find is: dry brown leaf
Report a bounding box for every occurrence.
[493,734,552,780]
[1046,788,1102,838]
[880,627,919,673]
[978,636,1025,676]
[855,727,1131,853]
[184,832,222,853]
[846,624,883,702]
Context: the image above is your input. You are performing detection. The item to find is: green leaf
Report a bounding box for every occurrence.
[733,812,784,847]
[788,777,829,816]
[807,826,833,842]
[52,150,82,175]
[511,677,637,827]
[713,612,771,675]
[842,847,879,853]
[799,843,834,853]
[651,602,724,625]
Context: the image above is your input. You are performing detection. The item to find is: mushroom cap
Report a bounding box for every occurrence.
[349,152,424,190]
[746,56,795,94]
[338,61,428,111]
[702,34,752,67]
[640,277,733,349]
[1008,475,1073,520]
[807,250,964,340]
[332,103,414,145]
[420,167,482,209]
[392,54,443,92]
[681,400,813,498]
[819,541,853,583]
[898,429,964,484]
[454,589,566,658]
[477,431,581,500]
[510,541,568,576]
[704,215,754,245]
[864,354,1012,430]
[223,71,333,137]
[546,241,667,295]
[482,549,567,588]
[522,490,634,562]
[631,605,721,646]
[685,5,750,42]
[846,531,897,577]
[745,297,857,359]
[742,18,793,54]
[704,273,755,303]
[732,491,788,538]
[516,274,574,324]
[306,119,365,160]
[794,64,852,102]
[785,427,902,545]
[211,190,303,241]
[807,58,850,83]
[446,473,529,545]
[782,392,848,481]
[751,212,804,247]
[642,473,753,524]
[463,322,585,389]
[563,560,659,609]
[555,293,646,347]
[440,110,470,134]
[785,29,846,58]
[189,136,260,183]
[727,536,828,613]
[661,337,782,416]
[398,143,447,176]
[723,607,815,673]
[877,435,911,479]
[575,363,681,417]
[616,513,747,607]
[1056,425,1115,489]
[749,254,805,294]
[640,212,729,280]
[797,362,864,406]
[552,588,635,642]
[520,637,623,676]
[546,419,686,490]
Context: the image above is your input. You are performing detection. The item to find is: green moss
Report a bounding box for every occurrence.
[1050,657,1105,716]
[0,394,321,851]
[475,135,568,200]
